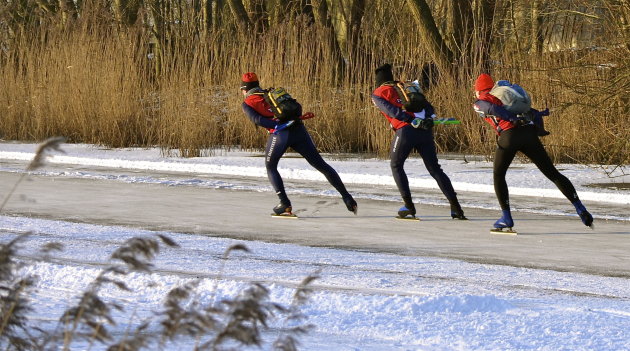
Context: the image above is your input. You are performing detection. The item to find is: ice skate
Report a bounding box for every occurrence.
[490,210,516,234]
[343,196,358,215]
[396,204,418,220]
[574,202,594,228]
[271,203,296,218]
[450,202,468,220]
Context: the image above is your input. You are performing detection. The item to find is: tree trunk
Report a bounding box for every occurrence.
[246,0,267,31]
[58,0,77,24]
[211,0,223,32]
[405,0,455,75]
[530,0,544,55]
[227,0,251,30]
[311,0,332,27]
[324,0,366,60]
[112,0,142,25]
[475,0,496,72]
[445,0,473,57]
[304,0,342,82]
[509,0,527,54]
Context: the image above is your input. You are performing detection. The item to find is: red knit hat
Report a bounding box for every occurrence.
[240,72,259,90]
[474,73,494,92]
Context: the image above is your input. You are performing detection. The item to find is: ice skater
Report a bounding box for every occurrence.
[472,73,593,232]
[371,64,466,220]
[240,72,357,216]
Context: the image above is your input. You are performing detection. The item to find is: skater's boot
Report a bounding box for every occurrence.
[493,210,514,229]
[449,199,468,220]
[343,195,358,215]
[273,202,292,215]
[398,196,416,218]
[273,192,292,215]
[573,201,594,228]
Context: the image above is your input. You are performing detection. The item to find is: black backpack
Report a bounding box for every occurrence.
[391,81,428,113]
[263,87,301,122]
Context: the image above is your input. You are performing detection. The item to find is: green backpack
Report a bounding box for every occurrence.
[263,87,301,122]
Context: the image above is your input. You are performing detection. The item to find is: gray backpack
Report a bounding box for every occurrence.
[490,81,531,114]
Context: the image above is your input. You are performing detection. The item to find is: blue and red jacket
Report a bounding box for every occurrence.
[242,88,303,133]
[372,83,435,130]
[473,91,520,135]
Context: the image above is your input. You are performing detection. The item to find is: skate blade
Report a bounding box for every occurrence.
[271,213,298,219]
[396,216,420,221]
[490,228,517,235]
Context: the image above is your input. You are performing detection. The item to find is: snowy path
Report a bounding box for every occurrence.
[1,169,629,277]
[2,215,629,351]
[1,143,629,350]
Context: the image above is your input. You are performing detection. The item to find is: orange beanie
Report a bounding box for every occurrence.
[474,73,494,92]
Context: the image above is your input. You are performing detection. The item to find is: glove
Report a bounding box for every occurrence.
[300,112,315,120]
[411,117,433,130]
[272,120,295,134]
[514,117,529,127]
[539,108,550,117]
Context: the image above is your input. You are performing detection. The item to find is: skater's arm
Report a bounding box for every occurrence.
[423,102,437,118]
[242,103,277,129]
[474,100,519,122]
[371,95,413,122]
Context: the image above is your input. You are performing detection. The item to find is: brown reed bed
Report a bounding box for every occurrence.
[0,5,627,165]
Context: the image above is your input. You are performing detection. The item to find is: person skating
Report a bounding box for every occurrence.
[371,64,466,220]
[472,73,593,231]
[240,72,357,216]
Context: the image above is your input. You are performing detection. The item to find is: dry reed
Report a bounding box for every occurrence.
[0,2,627,165]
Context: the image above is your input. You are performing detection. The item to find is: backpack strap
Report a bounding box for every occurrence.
[245,87,267,98]
[394,82,411,102]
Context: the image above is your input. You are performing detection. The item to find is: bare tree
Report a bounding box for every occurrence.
[227,0,252,29]
[324,0,366,60]
[405,0,456,74]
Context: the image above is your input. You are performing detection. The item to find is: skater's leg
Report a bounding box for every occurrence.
[493,132,519,228]
[390,129,415,200]
[494,133,519,211]
[520,130,593,226]
[521,134,579,202]
[390,128,417,217]
[291,126,357,213]
[417,131,457,200]
[265,133,291,208]
[416,130,466,219]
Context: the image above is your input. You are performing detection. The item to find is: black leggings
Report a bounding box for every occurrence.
[494,126,579,210]
[390,126,457,201]
[265,123,351,204]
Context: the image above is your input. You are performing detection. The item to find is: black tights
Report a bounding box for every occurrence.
[494,126,579,210]
[265,123,351,205]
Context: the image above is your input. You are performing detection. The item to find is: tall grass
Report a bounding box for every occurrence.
[0,3,627,164]
[0,233,317,350]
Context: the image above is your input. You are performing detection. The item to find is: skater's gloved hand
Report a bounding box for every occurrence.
[300,112,315,120]
[411,117,433,130]
[538,108,550,117]
[422,117,434,129]
[514,117,529,126]
[273,120,295,134]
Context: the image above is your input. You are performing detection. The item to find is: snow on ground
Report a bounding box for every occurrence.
[2,215,629,351]
[1,142,630,350]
